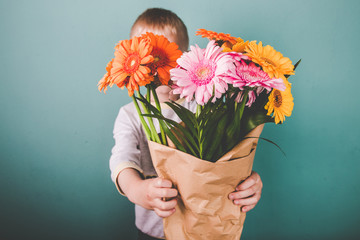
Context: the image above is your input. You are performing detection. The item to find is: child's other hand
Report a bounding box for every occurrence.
[228,171,263,213]
[117,169,178,218]
[143,178,178,218]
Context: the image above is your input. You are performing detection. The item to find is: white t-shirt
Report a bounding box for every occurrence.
[109,98,197,238]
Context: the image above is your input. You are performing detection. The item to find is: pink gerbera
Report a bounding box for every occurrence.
[170,40,235,105]
[227,52,250,62]
[224,60,286,106]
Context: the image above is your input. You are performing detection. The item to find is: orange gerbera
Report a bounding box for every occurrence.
[196,29,237,45]
[221,37,249,53]
[98,58,114,93]
[141,32,182,85]
[245,41,294,80]
[110,37,154,96]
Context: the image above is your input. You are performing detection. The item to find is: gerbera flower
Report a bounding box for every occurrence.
[221,38,250,62]
[222,37,249,54]
[226,61,285,91]
[196,29,237,45]
[234,89,262,107]
[98,58,114,93]
[170,40,234,105]
[141,32,182,86]
[245,41,294,80]
[110,37,154,96]
[265,82,294,124]
[227,52,250,62]
[223,60,285,106]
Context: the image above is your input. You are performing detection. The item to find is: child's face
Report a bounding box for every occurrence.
[130,24,179,51]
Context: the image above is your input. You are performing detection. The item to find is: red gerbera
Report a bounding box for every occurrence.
[141,32,182,85]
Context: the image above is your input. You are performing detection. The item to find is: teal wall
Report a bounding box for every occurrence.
[1,0,359,239]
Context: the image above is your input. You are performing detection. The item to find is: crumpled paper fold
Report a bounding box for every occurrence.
[148,124,264,240]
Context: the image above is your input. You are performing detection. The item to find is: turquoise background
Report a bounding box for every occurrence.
[1,0,359,239]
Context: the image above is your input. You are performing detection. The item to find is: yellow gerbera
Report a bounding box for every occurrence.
[222,37,249,53]
[245,41,294,80]
[265,82,294,124]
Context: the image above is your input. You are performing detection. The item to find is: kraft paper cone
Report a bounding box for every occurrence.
[148,124,264,240]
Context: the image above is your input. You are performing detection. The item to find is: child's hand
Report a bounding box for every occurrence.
[142,178,178,218]
[117,169,178,218]
[228,171,263,212]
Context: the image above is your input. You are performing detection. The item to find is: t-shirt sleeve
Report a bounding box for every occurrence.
[109,103,144,195]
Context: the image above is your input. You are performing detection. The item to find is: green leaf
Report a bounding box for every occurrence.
[285,58,301,78]
[168,101,198,126]
[167,123,199,157]
[136,97,161,115]
[204,113,229,162]
[241,108,274,136]
[158,119,187,153]
[198,99,225,130]
[142,113,199,155]
[135,92,161,143]
[164,101,197,136]
[201,108,226,150]
[293,59,301,71]
[137,97,200,156]
[149,84,167,145]
[131,95,151,140]
[242,136,286,157]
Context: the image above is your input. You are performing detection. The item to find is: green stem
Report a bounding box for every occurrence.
[238,90,249,122]
[131,94,151,140]
[149,84,167,145]
[196,104,202,118]
[196,104,203,159]
[146,86,151,102]
[136,90,161,143]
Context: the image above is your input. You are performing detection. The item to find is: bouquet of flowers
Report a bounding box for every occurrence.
[99,29,300,239]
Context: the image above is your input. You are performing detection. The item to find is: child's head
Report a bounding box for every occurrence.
[130,8,189,52]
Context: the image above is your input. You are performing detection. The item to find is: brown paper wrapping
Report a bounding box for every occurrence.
[148,124,264,240]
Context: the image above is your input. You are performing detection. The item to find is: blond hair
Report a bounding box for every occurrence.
[130,8,189,51]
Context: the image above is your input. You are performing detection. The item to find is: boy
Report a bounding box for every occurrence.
[109,8,263,240]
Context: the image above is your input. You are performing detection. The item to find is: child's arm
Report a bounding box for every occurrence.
[228,171,263,212]
[117,168,178,218]
[110,103,178,218]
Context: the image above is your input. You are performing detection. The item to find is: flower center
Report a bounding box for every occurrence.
[262,57,277,67]
[274,90,282,108]
[151,48,168,68]
[187,60,216,86]
[197,67,210,79]
[124,53,140,73]
[189,64,215,86]
[241,71,260,82]
[236,64,269,84]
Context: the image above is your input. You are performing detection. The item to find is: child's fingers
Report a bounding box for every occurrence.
[153,187,178,199]
[154,198,177,211]
[229,185,258,200]
[236,171,261,191]
[242,204,256,213]
[233,192,261,206]
[154,207,176,218]
[154,178,172,188]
